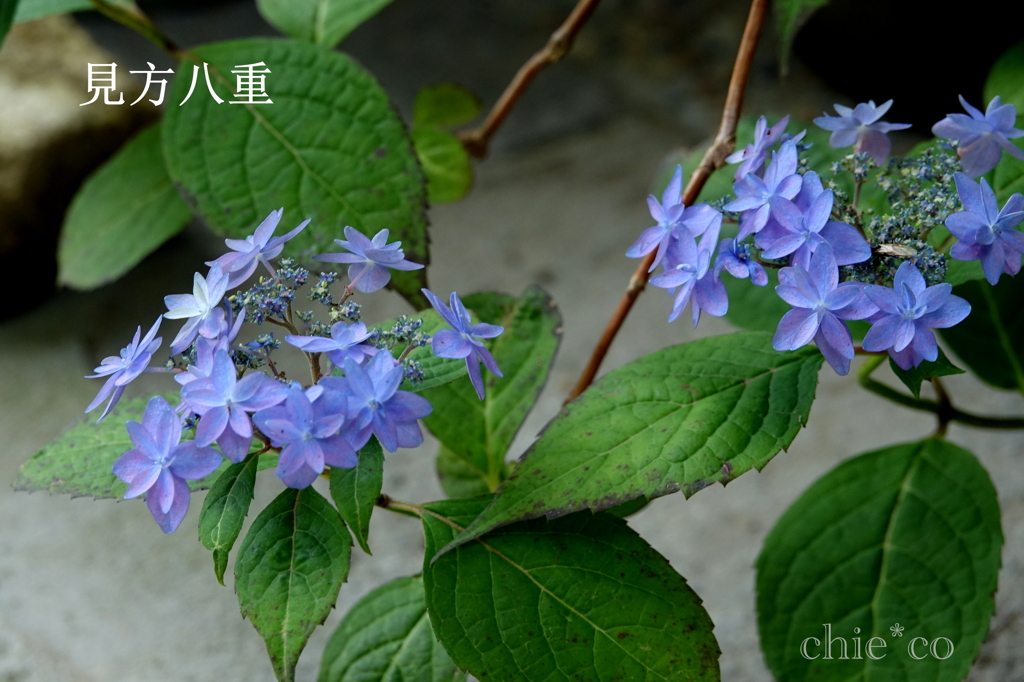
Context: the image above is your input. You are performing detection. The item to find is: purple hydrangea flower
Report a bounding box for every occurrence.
[756,190,871,269]
[253,385,356,489]
[164,264,231,354]
[813,100,911,163]
[933,96,1024,178]
[313,227,424,293]
[422,288,504,400]
[726,115,800,179]
[723,139,803,240]
[650,221,727,325]
[112,396,222,533]
[180,350,290,462]
[946,172,1024,284]
[325,353,432,453]
[284,321,376,369]
[714,238,768,286]
[207,209,310,288]
[626,165,721,272]
[86,316,163,422]
[861,261,971,370]
[773,244,876,375]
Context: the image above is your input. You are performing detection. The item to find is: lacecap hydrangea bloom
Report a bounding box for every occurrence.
[314,226,424,293]
[945,172,1024,284]
[85,316,162,422]
[423,288,504,400]
[813,99,910,163]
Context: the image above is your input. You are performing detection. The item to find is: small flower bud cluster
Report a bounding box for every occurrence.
[330,301,361,323]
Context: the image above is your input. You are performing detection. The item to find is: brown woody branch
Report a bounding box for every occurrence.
[564,0,769,404]
[458,0,602,158]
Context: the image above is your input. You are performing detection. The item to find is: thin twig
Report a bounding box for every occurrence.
[564,0,769,405]
[458,0,602,158]
[857,356,1024,430]
[89,0,181,58]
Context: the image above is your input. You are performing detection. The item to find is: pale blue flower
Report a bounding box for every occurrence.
[422,289,504,400]
[86,316,162,422]
[814,99,910,163]
[314,227,424,293]
[946,172,1024,284]
[164,265,231,354]
[933,96,1024,177]
[208,208,310,288]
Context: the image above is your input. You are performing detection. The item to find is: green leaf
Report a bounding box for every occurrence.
[328,437,383,554]
[58,124,192,289]
[991,138,1024,205]
[442,332,824,555]
[198,451,261,585]
[236,487,352,682]
[423,286,562,495]
[413,83,481,130]
[368,308,467,393]
[1,0,17,50]
[757,439,1002,682]
[940,275,1024,393]
[985,39,1024,113]
[773,0,829,74]
[888,347,964,400]
[435,445,513,499]
[421,497,721,682]
[257,0,395,49]
[14,0,88,22]
[722,268,789,334]
[412,128,473,204]
[15,395,226,499]
[163,39,429,309]
[319,574,463,682]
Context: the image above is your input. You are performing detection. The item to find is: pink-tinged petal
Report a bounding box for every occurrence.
[824,283,862,310]
[888,346,919,371]
[773,308,819,351]
[195,405,229,446]
[279,460,319,489]
[169,442,222,479]
[1002,228,1024,252]
[146,476,190,533]
[626,225,668,259]
[862,314,901,352]
[855,129,892,164]
[386,391,433,421]
[987,99,1017,130]
[114,451,161,498]
[465,356,485,401]
[776,284,815,309]
[960,139,1003,178]
[371,411,398,453]
[749,262,769,286]
[950,241,982,261]
[828,128,859,148]
[228,407,253,439]
[693,275,728,319]
[239,377,289,412]
[959,95,986,120]
[814,327,851,376]
[819,314,854,360]
[353,264,391,293]
[216,428,251,463]
[126,419,160,458]
[276,442,309,481]
[806,190,834,232]
[920,296,971,328]
[809,243,839,294]
[314,251,363,264]
[321,435,358,468]
[761,233,807,260]
[667,280,696,322]
[891,319,915,352]
[285,335,339,353]
[911,325,938,362]
[814,115,848,131]
[149,469,176,514]
[141,396,181,455]
[251,208,284,245]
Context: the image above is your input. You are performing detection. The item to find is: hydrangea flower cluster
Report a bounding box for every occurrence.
[89,212,502,533]
[629,98,1024,375]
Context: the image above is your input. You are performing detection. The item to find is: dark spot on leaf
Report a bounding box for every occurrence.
[375,146,387,157]
[617,632,629,639]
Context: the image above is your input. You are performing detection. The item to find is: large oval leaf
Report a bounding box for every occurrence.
[257,0,396,50]
[319,574,463,682]
[442,332,823,553]
[422,497,720,682]
[58,124,192,289]
[198,450,261,585]
[328,437,384,555]
[236,487,352,682]
[757,438,1002,682]
[163,39,429,307]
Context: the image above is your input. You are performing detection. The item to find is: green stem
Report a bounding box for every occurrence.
[978,281,1024,398]
[857,356,1024,430]
[89,0,181,58]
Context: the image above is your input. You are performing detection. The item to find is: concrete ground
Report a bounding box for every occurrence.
[2,2,1023,681]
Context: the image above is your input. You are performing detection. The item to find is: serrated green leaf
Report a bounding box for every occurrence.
[198,451,261,585]
[888,347,964,399]
[413,83,481,130]
[15,395,226,499]
[757,439,1002,682]
[58,124,192,290]
[319,574,463,682]
[985,39,1024,113]
[421,497,721,682]
[1,0,17,50]
[773,0,829,74]
[412,128,473,204]
[236,487,352,682]
[441,332,823,555]
[940,275,1024,393]
[329,437,383,554]
[257,0,395,49]
[163,39,429,309]
[423,286,562,496]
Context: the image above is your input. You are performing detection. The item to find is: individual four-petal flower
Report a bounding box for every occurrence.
[933,96,1024,177]
[112,396,222,532]
[164,265,231,354]
[945,172,1024,284]
[285,321,376,369]
[314,227,424,293]
[207,208,310,288]
[814,99,910,163]
[861,262,971,369]
[422,288,504,400]
[724,139,803,240]
[86,316,163,422]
